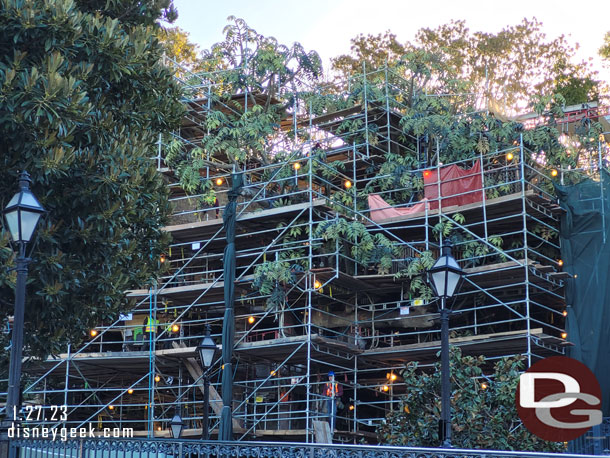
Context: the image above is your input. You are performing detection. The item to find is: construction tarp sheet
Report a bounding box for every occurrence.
[368,194,429,222]
[556,172,610,415]
[423,160,483,209]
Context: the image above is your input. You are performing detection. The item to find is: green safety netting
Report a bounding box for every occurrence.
[219,172,243,441]
[556,171,610,415]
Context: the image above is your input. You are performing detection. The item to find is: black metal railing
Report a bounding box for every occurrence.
[7,437,603,458]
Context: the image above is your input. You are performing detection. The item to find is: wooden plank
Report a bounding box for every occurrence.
[126,275,254,298]
[363,328,544,356]
[174,341,243,431]
[313,420,332,443]
[164,198,326,234]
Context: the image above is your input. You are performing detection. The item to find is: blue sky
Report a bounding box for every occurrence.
[172,0,609,82]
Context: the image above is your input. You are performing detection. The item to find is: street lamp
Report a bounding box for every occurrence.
[197,325,218,440]
[2,172,45,425]
[170,410,184,439]
[428,241,463,447]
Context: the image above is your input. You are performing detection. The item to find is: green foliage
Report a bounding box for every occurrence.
[0,0,183,357]
[315,218,399,275]
[393,250,435,300]
[377,348,564,452]
[600,32,610,61]
[157,26,202,72]
[165,17,323,200]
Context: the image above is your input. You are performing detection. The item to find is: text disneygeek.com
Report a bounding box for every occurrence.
[8,423,134,441]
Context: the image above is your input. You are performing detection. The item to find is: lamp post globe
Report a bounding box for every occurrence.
[197,325,218,369]
[197,325,218,440]
[170,413,184,439]
[4,171,45,247]
[427,241,463,448]
[428,242,463,302]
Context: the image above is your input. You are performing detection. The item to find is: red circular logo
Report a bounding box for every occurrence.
[516,356,602,442]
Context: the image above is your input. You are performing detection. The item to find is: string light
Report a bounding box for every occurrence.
[154,375,161,383]
[423,170,431,178]
[160,253,166,263]
[562,310,568,317]
[551,169,558,177]
[127,388,134,394]
[108,405,114,410]
[216,177,223,186]
[382,384,390,392]
[293,163,301,170]
[349,405,355,411]
[404,405,410,414]
[90,329,98,337]
[506,152,514,161]
[171,324,179,333]
[558,259,564,267]
[314,280,322,289]
[344,180,352,189]
[481,383,488,390]
[561,332,568,339]
[156,426,161,431]
[248,316,255,324]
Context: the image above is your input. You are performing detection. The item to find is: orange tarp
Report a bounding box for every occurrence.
[423,160,483,209]
[368,194,429,223]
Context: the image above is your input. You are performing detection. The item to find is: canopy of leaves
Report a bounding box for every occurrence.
[166,17,323,194]
[157,26,203,73]
[332,18,600,111]
[0,0,184,358]
[377,348,564,452]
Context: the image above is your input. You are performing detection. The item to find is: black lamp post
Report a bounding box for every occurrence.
[3,173,45,411]
[2,172,45,458]
[428,241,463,447]
[197,325,218,440]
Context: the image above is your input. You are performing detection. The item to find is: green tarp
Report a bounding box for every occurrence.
[557,172,610,415]
[219,173,243,441]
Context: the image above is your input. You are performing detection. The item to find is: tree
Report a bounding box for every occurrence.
[600,32,610,62]
[166,17,322,195]
[332,18,600,112]
[377,348,564,452]
[331,31,408,77]
[0,0,184,358]
[157,26,204,74]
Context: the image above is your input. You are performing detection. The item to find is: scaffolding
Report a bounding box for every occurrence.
[14,59,610,444]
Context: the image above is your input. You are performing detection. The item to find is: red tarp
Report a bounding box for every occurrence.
[368,194,429,223]
[423,160,483,209]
